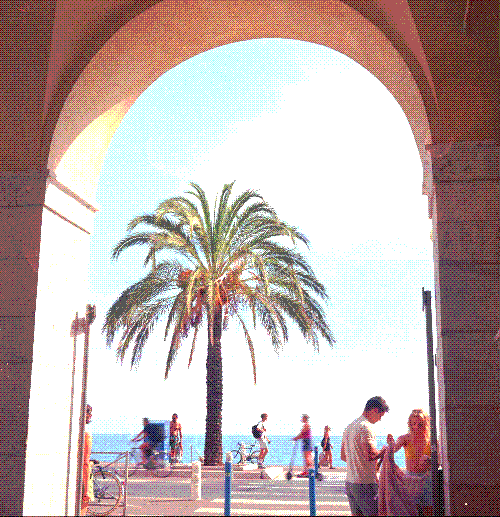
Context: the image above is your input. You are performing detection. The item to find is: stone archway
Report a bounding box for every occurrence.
[47,0,433,203]
[25,1,434,515]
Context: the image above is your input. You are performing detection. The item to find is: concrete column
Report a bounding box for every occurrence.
[430,140,500,516]
[0,169,47,516]
[22,173,98,516]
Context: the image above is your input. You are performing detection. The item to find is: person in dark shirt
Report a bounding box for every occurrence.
[321,425,333,469]
[132,418,162,464]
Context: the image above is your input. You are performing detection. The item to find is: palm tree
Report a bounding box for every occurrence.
[103,182,335,465]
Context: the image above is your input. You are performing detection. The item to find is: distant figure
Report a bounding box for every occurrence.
[131,417,162,464]
[169,413,183,462]
[293,414,313,476]
[341,396,390,516]
[321,425,333,469]
[386,409,436,516]
[81,404,93,515]
[256,413,270,468]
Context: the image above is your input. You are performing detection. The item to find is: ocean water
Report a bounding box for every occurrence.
[92,433,405,468]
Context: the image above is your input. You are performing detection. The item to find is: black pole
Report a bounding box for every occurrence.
[422,289,442,516]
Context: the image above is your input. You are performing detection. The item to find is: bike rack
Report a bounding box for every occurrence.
[89,451,130,516]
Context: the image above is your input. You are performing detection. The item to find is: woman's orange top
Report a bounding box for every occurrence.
[404,440,431,462]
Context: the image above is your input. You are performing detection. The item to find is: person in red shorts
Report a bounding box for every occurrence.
[293,414,313,477]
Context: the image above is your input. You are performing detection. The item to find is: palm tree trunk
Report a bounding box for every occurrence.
[204,305,223,465]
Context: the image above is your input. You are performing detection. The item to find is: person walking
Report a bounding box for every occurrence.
[341,396,390,516]
[293,414,313,477]
[321,425,333,469]
[256,413,270,468]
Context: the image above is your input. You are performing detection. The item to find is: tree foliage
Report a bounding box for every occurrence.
[103,181,335,383]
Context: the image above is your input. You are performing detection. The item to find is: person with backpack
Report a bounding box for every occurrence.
[252,413,270,468]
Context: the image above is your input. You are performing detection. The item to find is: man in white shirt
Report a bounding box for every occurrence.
[257,413,270,468]
[341,396,390,516]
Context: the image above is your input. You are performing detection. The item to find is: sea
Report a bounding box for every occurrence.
[92,433,405,468]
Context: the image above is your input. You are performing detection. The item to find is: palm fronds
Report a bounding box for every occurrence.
[103,180,335,382]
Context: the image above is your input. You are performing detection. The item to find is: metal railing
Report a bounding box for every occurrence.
[89,451,130,516]
[190,444,204,464]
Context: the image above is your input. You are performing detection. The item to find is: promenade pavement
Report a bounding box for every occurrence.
[100,467,351,516]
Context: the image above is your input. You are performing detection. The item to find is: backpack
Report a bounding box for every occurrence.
[252,424,263,439]
[321,436,326,449]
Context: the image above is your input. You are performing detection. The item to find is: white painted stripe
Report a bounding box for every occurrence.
[212,498,350,506]
[233,492,348,498]
[126,497,185,501]
[125,478,190,482]
[232,485,339,493]
[195,508,351,515]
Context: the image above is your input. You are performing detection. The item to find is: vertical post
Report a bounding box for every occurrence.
[191,461,201,500]
[314,446,319,477]
[224,452,232,516]
[308,468,316,516]
[74,304,96,516]
[74,318,88,517]
[65,312,79,516]
[123,452,129,516]
[422,289,442,516]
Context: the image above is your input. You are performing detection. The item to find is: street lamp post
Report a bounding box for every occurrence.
[74,304,96,516]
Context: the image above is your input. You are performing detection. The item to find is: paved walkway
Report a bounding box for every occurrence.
[193,471,350,516]
[100,468,350,516]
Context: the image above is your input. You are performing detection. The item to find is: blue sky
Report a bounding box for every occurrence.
[87,39,434,438]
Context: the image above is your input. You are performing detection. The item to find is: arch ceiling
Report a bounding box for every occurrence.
[48,0,433,204]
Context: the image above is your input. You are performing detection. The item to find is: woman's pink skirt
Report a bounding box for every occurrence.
[378,444,426,516]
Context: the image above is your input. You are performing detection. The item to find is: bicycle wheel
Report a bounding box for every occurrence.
[248,450,260,464]
[127,448,145,477]
[87,469,122,516]
[230,450,242,465]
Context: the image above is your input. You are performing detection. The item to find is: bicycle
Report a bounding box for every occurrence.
[87,459,122,516]
[127,445,166,477]
[230,442,261,465]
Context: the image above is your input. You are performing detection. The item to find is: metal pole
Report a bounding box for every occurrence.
[314,446,319,476]
[74,304,96,516]
[65,312,79,516]
[123,451,129,516]
[74,317,88,516]
[308,468,316,516]
[224,452,232,516]
[422,289,442,516]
